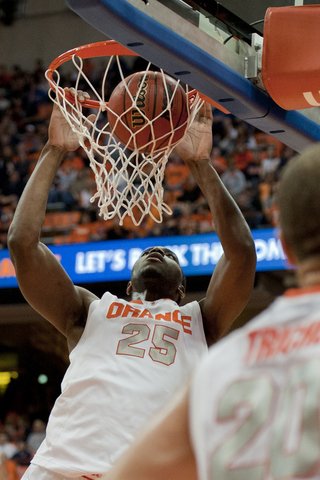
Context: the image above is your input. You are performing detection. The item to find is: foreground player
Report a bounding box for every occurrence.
[100,142,320,480]
[8,97,256,480]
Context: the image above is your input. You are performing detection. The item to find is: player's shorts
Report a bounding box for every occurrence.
[21,464,103,480]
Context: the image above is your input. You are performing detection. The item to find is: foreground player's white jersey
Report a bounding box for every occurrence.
[33,292,207,477]
[190,287,320,480]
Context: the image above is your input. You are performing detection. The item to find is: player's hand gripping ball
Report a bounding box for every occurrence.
[107,71,189,154]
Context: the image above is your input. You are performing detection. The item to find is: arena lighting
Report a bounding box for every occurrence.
[0,371,18,394]
[38,374,48,385]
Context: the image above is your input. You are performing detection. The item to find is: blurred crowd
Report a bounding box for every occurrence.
[0,57,298,250]
[0,414,46,480]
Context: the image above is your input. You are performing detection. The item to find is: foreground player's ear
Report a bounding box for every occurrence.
[279,230,297,267]
[126,281,133,296]
[177,285,185,301]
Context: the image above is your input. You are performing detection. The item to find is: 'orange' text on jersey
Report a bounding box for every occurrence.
[106,302,192,334]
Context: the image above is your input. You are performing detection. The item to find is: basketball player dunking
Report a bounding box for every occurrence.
[99,144,320,480]
[8,95,256,480]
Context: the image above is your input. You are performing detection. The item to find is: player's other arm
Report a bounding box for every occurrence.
[8,94,97,349]
[102,382,196,480]
[176,103,256,346]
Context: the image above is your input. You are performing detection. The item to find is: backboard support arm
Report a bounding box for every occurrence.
[66,0,320,153]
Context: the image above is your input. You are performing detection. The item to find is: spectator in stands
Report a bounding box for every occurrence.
[13,144,30,185]
[176,173,201,203]
[11,441,32,479]
[0,433,17,459]
[236,187,265,229]
[0,89,10,116]
[244,148,262,189]
[70,166,97,211]
[19,126,39,160]
[0,113,18,139]
[2,415,27,446]
[159,208,182,237]
[209,146,227,175]
[221,156,246,201]
[2,169,25,198]
[261,179,280,227]
[70,167,92,204]
[0,65,11,90]
[260,144,280,179]
[47,173,76,211]
[276,145,297,176]
[56,154,81,192]
[232,140,254,172]
[0,453,19,480]
[9,98,25,135]
[25,420,46,457]
[0,141,15,176]
[164,150,190,205]
[218,116,237,154]
[178,217,199,236]
[33,59,45,84]
[191,202,214,233]
[235,121,257,150]
[66,210,107,244]
[24,80,49,119]
[105,217,133,240]
[259,171,277,213]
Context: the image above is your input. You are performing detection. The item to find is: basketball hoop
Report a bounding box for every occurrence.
[45,40,203,226]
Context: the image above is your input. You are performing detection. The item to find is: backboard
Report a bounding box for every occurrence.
[65,0,320,153]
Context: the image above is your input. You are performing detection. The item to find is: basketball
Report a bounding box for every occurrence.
[107,71,189,154]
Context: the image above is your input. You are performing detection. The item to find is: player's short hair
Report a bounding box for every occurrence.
[277,144,320,261]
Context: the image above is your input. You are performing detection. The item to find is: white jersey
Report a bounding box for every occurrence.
[33,292,207,477]
[190,287,320,480]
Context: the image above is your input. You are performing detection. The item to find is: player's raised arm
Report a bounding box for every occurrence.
[176,103,256,345]
[8,91,97,349]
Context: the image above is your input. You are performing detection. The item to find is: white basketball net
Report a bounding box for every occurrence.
[45,55,202,226]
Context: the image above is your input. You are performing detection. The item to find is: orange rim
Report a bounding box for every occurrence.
[46,40,140,109]
[46,40,201,110]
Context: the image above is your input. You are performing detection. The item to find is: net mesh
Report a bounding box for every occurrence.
[45,55,202,226]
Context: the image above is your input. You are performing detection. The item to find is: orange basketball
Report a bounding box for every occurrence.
[107,71,189,154]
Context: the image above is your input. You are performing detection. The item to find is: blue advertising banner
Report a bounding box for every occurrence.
[0,228,289,289]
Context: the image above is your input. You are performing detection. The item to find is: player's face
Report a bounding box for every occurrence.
[129,246,184,299]
[133,246,181,276]
[139,246,180,264]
